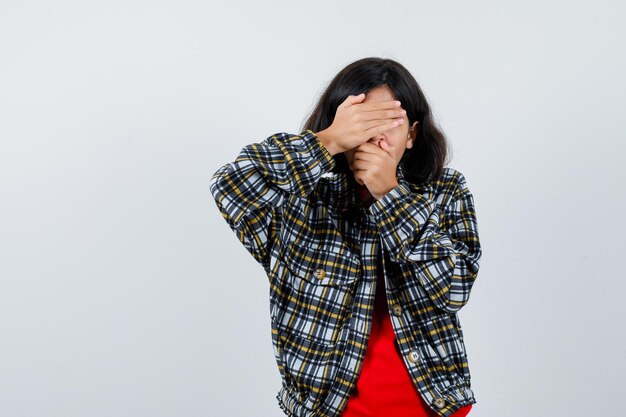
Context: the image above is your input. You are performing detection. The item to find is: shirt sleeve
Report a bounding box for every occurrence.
[209,130,335,275]
[368,175,482,313]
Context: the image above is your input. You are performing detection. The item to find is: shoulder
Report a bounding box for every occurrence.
[427,167,474,209]
[416,167,468,196]
[439,167,469,193]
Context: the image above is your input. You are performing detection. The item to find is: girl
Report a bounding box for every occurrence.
[210,57,481,417]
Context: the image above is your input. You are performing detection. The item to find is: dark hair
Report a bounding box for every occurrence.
[301,57,451,186]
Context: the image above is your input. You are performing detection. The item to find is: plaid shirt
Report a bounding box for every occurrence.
[209,130,482,417]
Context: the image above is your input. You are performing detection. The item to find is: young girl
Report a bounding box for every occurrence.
[210,57,481,417]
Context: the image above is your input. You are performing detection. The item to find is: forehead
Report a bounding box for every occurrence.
[364,85,396,102]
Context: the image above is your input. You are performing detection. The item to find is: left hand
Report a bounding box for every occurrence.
[351,141,399,200]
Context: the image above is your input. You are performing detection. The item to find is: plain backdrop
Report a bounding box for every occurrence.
[1,1,625,416]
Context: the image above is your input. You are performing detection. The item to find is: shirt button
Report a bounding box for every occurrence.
[391,304,402,316]
[407,350,420,363]
[313,268,326,279]
[432,397,446,409]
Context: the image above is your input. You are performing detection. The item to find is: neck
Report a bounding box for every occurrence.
[356,182,375,208]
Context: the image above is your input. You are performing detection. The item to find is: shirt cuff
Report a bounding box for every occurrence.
[368,182,435,219]
[369,183,409,214]
[300,129,336,173]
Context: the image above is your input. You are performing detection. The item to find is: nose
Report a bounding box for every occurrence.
[369,133,384,145]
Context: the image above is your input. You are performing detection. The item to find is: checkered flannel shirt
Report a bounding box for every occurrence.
[209,130,482,417]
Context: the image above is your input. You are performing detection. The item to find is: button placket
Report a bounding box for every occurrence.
[432,396,446,409]
[313,268,326,279]
[391,303,402,316]
[407,350,420,363]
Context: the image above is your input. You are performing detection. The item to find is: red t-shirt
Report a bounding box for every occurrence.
[341,183,472,417]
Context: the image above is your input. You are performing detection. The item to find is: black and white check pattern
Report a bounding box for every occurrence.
[210,130,482,417]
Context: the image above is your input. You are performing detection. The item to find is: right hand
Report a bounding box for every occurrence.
[316,93,406,155]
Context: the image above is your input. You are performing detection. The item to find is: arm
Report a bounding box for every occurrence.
[369,174,482,313]
[209,130,336,275]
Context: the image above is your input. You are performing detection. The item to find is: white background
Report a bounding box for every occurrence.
[1,1,624,416]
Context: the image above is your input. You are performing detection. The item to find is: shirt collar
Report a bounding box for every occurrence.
[319,165,414,212]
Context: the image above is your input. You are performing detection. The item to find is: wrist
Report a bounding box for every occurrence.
[373,181,399,201]
[315,129,340,156]
[385,181,399,197]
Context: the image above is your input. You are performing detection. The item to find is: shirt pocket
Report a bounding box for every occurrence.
[281,236,360,287]
[278,329,336,409]
[419,314,470,382]
[278,203,359,286]
[273,232,360,345]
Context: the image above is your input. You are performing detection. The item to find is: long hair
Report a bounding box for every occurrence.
[301,57,451,186]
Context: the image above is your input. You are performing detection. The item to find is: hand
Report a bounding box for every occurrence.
[351,140,399,200]
[316,94,406,155]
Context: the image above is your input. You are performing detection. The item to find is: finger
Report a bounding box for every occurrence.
[366,108,407,121]
[352,159,364,170]
[354,170,366,185]
[356,110,406,128]
[366,140,392,155]
[363,119,404,137]
[353,150,376,163]
[354,142,382,155]
[339,93,366,108]
[356,147,388,163]
[357,99,402,111]
[352,157,379,171]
